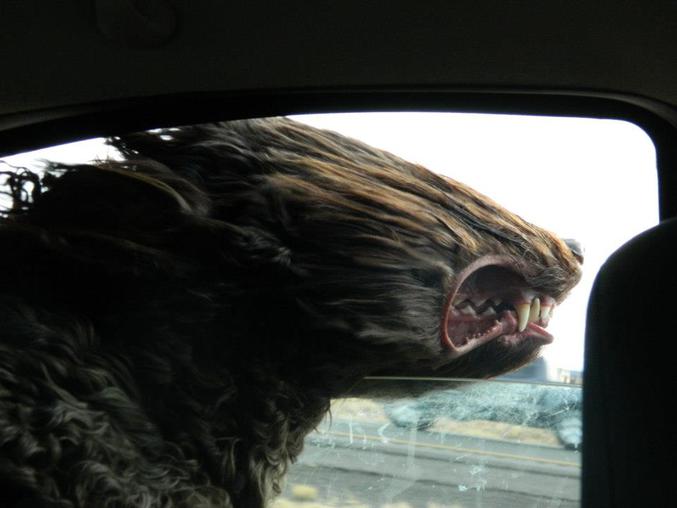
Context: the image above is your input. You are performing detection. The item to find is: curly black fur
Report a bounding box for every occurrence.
[0,118,581,507]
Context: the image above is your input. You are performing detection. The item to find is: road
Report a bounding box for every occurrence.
[280,418,581,508]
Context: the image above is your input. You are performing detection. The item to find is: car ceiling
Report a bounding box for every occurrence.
[1,1,677,121]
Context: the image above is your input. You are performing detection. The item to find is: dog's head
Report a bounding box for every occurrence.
[5,117,581,396]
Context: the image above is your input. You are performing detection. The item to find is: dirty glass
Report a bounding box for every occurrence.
[276,378,582,508]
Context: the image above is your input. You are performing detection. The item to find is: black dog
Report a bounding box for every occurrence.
[0,118,581,507]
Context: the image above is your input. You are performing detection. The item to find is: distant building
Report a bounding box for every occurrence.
[499,357,584,385]
[557,368,583,385]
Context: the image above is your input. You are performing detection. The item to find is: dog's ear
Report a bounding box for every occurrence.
[110,123,304,272]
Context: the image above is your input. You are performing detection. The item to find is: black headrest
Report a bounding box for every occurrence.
[583,217,676,507]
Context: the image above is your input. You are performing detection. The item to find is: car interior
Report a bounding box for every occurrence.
[1,2,676,507]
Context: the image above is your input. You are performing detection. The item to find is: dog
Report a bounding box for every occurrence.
[0,118,581,508]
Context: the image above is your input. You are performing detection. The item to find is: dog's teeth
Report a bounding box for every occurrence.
[459,306,475,315]
[516,302,531,332]
[529,297,541,323]
[481,307,496,316]
[543,304,555,323]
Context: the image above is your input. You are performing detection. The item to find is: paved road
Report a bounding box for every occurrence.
[281,419,580,508]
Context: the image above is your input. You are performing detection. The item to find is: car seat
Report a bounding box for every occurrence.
[583,217,677,506]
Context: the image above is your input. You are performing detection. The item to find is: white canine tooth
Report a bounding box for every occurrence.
[529,297,541,323]
[541,306,552,322]
[516,303,531,332]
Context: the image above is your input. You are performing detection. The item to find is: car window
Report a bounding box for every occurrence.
[289,113,658,383]
[272,113,655,508]
[0,112,658,508]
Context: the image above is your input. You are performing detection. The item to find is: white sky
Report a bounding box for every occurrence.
[1,113,658,373]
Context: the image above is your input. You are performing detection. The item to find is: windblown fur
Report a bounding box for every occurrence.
[0,118,581,507]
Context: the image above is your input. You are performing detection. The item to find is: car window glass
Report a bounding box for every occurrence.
[280,378,582,508]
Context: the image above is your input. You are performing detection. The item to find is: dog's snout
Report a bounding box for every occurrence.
[563,238,584,264]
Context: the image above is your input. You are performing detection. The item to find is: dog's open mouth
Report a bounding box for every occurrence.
[441,255,557,357]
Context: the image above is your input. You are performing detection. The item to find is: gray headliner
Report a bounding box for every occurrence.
[1,1,676,117]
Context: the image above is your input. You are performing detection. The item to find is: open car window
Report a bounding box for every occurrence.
[0,112,658,508]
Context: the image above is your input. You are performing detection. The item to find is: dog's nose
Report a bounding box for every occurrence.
[563,238,584,264]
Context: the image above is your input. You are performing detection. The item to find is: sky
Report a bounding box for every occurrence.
[1,113,658,373]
